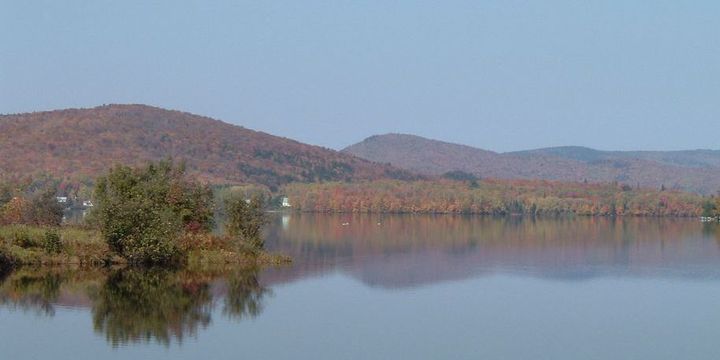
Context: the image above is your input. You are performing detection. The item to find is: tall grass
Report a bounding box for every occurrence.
[0,225,112,266]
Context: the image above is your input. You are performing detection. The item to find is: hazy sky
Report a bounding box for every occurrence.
[2,1,719,152]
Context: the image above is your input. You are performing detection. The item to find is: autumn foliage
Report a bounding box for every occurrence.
[0,105,417,190]
[0,186,64,226]
[283,179,703,217]
[344,133,720,195]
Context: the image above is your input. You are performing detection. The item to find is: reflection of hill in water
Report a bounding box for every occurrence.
[262,214,720,288]
[37,215,720,291]
[2,216,720,343]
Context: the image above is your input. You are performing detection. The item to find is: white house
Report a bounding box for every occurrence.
[56,196,68,203]
[281,197,291,207]
[83,200,94,207]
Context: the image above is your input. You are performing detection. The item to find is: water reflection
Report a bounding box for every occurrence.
[90,268,213,347]
[2,215,720,350]
[263,214,720,287]
[223,268,270,320]
[0,266,268,346]
[0,269,63,315]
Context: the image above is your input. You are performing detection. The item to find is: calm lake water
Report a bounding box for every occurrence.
[3,215,720,359]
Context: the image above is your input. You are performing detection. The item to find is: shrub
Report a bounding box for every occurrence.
[25,188,64,226]
[0,187,63,227]
[703,199,718,218]
[225,195,267,250]
[43,230,63,254]
[94,160,214,264]
[12,228,37,248]
[1,197,29,225]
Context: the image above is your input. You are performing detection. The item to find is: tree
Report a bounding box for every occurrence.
[0,197,28,225]
[94,160,214,264]
[0,185,63,226]
[224,195,267,250]
[442,170,478,182]
[702,199,718,218]
[25,188,64,226]
[0,183,12,207]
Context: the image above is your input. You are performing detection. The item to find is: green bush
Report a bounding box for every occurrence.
[225,195,267,250]
[94,160,214,264]
[703,199,718,218]
[12,228,37,248]
[43,230,63,254]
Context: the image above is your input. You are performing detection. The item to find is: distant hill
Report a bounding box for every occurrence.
[343,134,720,194]
[0,105,416,189]
[511,147,720,168]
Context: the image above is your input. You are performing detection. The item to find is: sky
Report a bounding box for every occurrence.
[1,1,719,152]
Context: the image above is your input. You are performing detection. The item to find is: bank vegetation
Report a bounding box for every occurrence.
[0,161,288,267]
[283,179,705,217]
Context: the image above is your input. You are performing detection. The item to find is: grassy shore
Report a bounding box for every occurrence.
[0,225,289,268]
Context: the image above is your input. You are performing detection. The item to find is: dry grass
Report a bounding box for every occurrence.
[0,225,114,266]
[0,225,290,268]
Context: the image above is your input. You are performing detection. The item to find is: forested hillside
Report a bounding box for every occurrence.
[343,134,720,194]
[0,105,416,189]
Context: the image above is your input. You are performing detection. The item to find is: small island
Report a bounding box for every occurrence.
[0,160,289,268]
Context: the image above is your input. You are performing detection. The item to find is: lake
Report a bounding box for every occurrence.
[2,214,720,359]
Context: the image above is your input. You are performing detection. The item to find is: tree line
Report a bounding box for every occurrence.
[282,179,704,217]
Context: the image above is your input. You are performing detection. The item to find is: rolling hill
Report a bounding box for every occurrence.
[343,134,720,194]
[0,105,416,189]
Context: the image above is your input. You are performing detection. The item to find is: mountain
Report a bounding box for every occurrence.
[0,105,416,189]
[342,134,498,175]
[512,147,720,168]
[343,134,720,194]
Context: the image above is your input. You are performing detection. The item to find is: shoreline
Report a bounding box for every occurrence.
[285,210,705,218]
[0,224,290,269]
